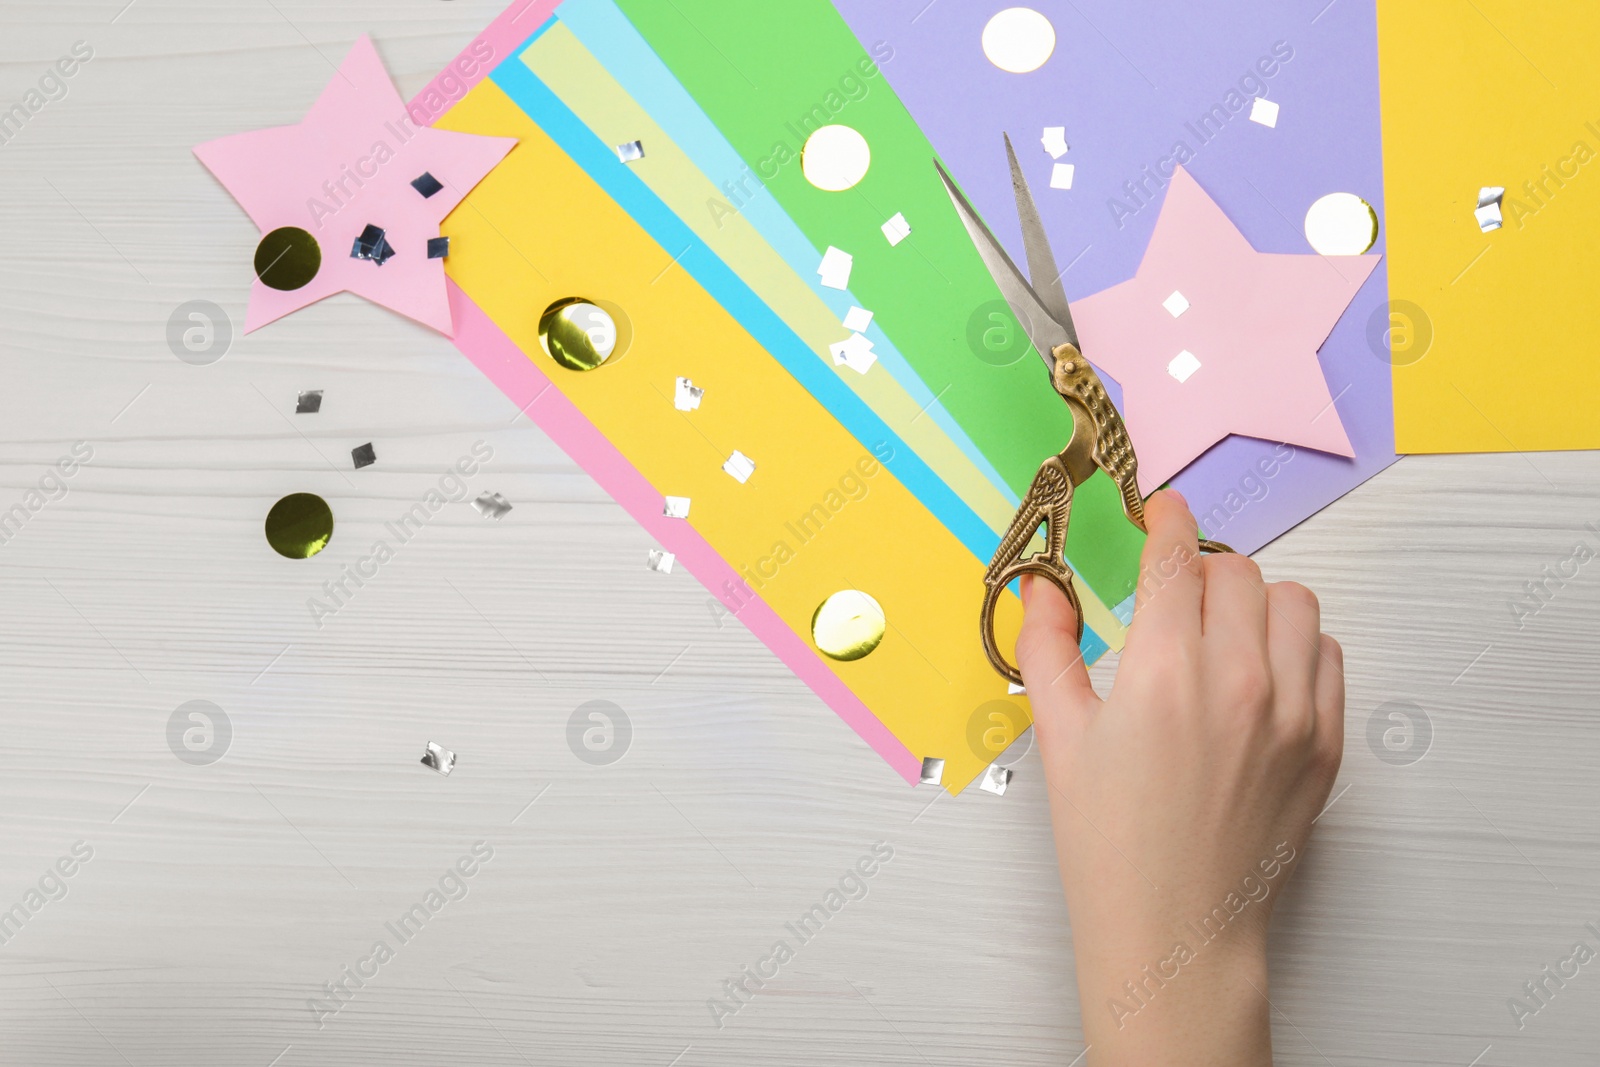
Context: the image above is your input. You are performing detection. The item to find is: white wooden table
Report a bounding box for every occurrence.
[3,3,1598,1063]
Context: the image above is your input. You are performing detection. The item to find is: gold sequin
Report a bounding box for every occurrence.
[265,493,334,559]
[255,227,322,292]
[539,298,619,371]
[811,590,886,661]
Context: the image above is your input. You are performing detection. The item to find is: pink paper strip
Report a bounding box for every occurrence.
[447,281,924,784]
[407,0,559,127]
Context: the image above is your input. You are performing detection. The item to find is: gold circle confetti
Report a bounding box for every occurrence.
[265,493,334,559]
[802,125,872,192]
[539,298,619,371]
[811,590,886,662]
[255,227,322,291]
[1303,193,1379,256]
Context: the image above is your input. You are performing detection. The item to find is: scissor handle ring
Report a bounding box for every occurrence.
[981,558,1084,687]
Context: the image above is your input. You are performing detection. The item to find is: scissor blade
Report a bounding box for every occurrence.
[934,157,1073,373]
[1003,133,1079,351]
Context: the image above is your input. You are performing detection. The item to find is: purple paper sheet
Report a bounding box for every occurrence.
[832,0,1396,555]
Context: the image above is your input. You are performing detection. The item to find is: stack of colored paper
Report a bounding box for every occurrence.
[393,0,1412,792]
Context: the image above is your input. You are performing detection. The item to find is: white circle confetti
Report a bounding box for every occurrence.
[1304,193,1379,255]
[982,8,1057,74]
[802,125,872,192]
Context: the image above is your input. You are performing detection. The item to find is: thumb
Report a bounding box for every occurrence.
[1015,575,1102,746]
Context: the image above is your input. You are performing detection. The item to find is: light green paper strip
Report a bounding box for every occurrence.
[522,22,1129,647]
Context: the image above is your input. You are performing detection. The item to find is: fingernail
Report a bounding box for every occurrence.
[1020,573,1034,608]
[1165,488,1187,508]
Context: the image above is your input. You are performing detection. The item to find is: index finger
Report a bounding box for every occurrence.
[1131,489,1204,640]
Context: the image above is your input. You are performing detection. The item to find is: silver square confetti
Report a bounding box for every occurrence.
[919,757,945,786]
[351,224,396,266]
[351,442,376,469]
[296,390,323,414]
[616,140,645,164]
[817,245,853,290]
[842,306,874,333]
[647,548,676,574]
[663,496,692,519]
[420,741,456,775]
[881,212,911,246]
[829,332,877,375]
[1167,350,1202,384]
[473,492,513,520]
[411,171,444,198]
[722,450,756,484]
[674,376,704,411]
[1476,186,1506,233]
[978,764,1013,796]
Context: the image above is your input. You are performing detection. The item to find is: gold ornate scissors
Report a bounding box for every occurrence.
[936,136,1233,685]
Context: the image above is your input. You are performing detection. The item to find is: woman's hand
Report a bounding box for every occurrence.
[1018,489,1345,1066]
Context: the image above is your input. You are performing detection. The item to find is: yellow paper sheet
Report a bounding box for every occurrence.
[1381,0,1600,452]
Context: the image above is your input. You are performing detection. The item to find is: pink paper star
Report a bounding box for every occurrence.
[194,36,515,335]
[1073,167,1378,495]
